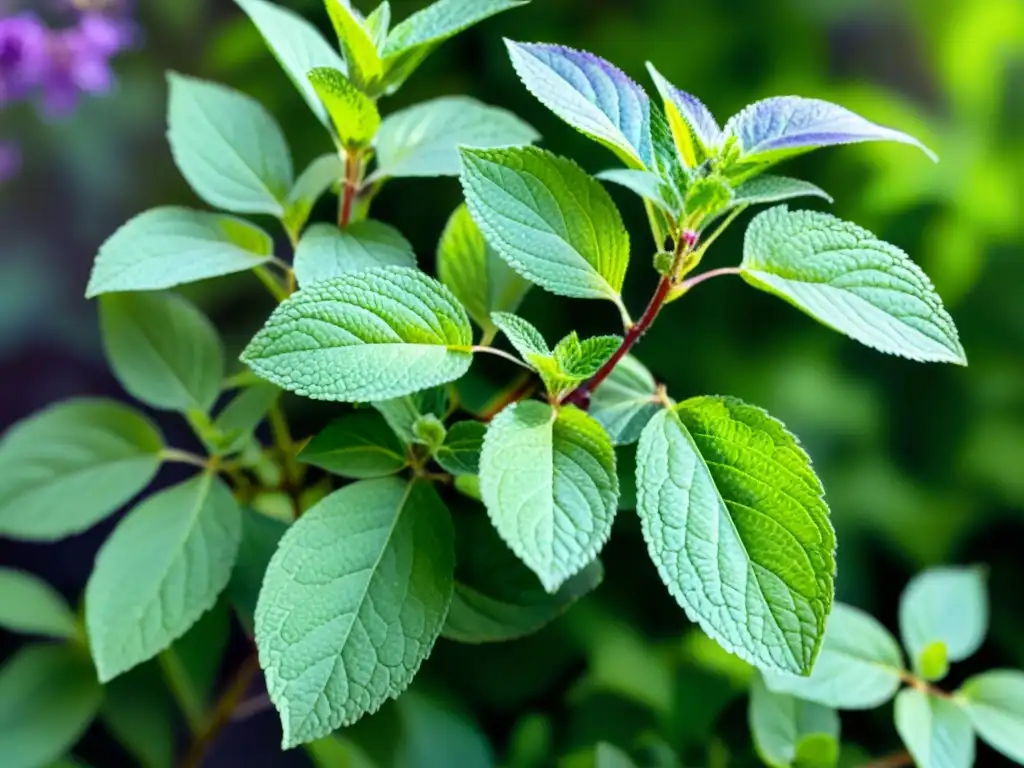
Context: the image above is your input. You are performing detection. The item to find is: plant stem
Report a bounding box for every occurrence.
[267,402,301,489]
[161,449,209,469]
[670,266,742,299]
[480,372,537,421]
[179,653,261,768]
[253,266,289,303]
[472,345,535,371]
[857,751,913,768]
[338,149,361,228]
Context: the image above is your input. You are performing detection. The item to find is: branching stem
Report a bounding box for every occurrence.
[472,345,535,371]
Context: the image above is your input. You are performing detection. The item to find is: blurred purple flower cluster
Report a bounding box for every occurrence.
[1,0,137,182]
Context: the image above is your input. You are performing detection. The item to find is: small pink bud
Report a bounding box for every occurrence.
[682,229,699,248]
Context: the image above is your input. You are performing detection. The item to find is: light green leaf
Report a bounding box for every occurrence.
[0,569,78,640]
[0,399,163,541]
[596,168,682,218]
[234,0,348,127]
[645,62,722,169]
[298,411,408,478]
[211,383,281,455]
[293,222,415,288]
[100,292,224,414]
[749,674,840,768]
[0,645,102,768]
[100,664,175,768]
[732,175,833,209]
[381,0,527,92]
[460,146,630,301]
[365,2,391,49]
[763,603,905,708]
[373,97,539,180]
[554,333,621,379]
[507,41,654,168]
[491,311,549,360]
[900,566,987,681]
[589,355,661,446]
[308,67,380,148]
[411,413,446,453]
[372,387,449,446]
[306,735,376,768]
[395,691,495,768]
[563,742,638,768]
[957,670,1024,764]
[437,204,531,338]
[635,397,835,674]
[85,474,243,682]
[255,478,455,747]
[895,689,974,768]
[167,73,293,216]
[435,421,486,477]
[324,0,383,91]
[228,508,289,634]
[443,507,602,643]
[86,208,273,297]
[742,207,966,365]
[480,401,618,593]
[284,154,344,238]
[242,266,473,402]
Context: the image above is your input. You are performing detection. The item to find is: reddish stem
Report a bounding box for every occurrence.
[857,751,913,768]
[480,372,537,421]
[338,151,359,228]
[676,265,741,294]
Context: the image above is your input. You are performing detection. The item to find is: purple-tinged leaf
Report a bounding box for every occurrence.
[506,41,654,169]
[646,63,722,168]
[724,96,937,164]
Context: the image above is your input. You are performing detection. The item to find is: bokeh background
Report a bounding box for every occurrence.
[1,0,1023,765]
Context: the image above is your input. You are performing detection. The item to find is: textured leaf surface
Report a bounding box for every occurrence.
[234,0,347,126]
[590,355,661,446]
[443,508,603,643]
[742,207,966,364]
[308,67,380,148]
[507,42,653,168]
[645,63,722,167]
[86,208,273,296]
[293,222,415,287]
[636,398,835,674]
[764,603,905,708]
[748,674,840,768]
[0,568,79,640]
[437,204,531,337]
[381,0,527,91]
[461,146,630,301]
[958,670,1024,764]
[100,292,224,413]
[242,266,473,402]
[731,175,833,209]
[285,154,344,236]
[228,509,289,634]
[298,411,408,478]
[491,312,549,360]
[480,401,617,593]
[596,168,682,217]
[255,478,455,747]
[0,645,102,768]
[324,0,382,91]
[0,399,162,541]
[900,566,987,679]
[86,474,242,682]
[895,689,974,768]
[435,421,486,477]
[724,96,937,165]
[167,73,293,216]
[373,96,538,179]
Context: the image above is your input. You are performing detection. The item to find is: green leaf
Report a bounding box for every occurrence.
[742,207,966,365]
[554,333,621,379]
[284,154,344,238]
[435,421,486,477]
[563,742,638,768]
[589,355,661,446]
[895,689,974,768]
[308,67,381,148]
[373,97,539,180]
[491,311,549,360]
[443,506,602,643]
[298,411,408,478]
[86,208,273,297]
[763,603,905,708]
[635,397,835,674]
[0,569,78,640]
[957,670,1024,764]
[211,383,281,455]
[899,566,987,682]
[85,474,243,682]
[437,204,532,338]
[381,0,528,92]
[480,401,618,593]
[100,664,176,768]
[412,414,447,453]
[324,0,383,92]
[167,73,293,216]
[255,478,455,747]
[234,0,348,127]
[749,674,840,768]
[0,399,163,541]
[306,735,376,768]
[242,266,473,402]
[228,508,289,634]
[100,292,224,414]
[372,387,449,446]
[395,691,495,768]
[460,146,630,302]
[731,175,833,210]
[0,645,102,768]
[293,222,416,288]
[365,2,391,49]
[507,41,654,168]
[645,62,722,169]
[595,169,682,218]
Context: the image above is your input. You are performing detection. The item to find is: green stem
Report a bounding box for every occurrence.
[472,345,535,371]
[268,402,301,488]
[161,449,209,469]
[158,649,205,736]
[253,266,289,303]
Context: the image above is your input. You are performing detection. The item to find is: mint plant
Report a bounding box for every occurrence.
[2,1,1019,766]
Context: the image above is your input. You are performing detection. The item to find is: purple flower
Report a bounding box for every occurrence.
[0,140,20,182]
[40,23,115,116]
[0,13,47,104]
